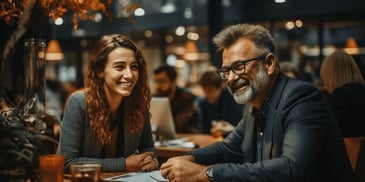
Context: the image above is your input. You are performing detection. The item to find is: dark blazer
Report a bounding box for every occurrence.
[328,83,365,137]
[190,73,355,181]
[59,91,156,172]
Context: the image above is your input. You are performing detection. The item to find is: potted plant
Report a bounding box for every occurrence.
[0,93,58,181]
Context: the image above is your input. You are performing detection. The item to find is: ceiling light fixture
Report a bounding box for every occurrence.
[45,40,64,61]
[275,0,286,3]
[160,1,176,13]
[184,40,199,61]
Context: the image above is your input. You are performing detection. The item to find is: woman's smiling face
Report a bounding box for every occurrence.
[101,47,139,98]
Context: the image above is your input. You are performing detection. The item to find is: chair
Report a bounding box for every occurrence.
[343,137,365,182]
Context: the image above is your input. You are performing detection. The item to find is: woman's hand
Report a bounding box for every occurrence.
[125,151,159,172]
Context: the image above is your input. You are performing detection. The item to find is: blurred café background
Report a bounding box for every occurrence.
[1,0,365,105]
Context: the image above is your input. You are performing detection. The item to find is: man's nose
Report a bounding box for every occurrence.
[226,70,238,82]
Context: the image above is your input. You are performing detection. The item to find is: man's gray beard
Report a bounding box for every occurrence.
[232,63,270,104]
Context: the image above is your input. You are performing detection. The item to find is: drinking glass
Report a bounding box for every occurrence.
[39,154,64,182]
[70,162,101,182]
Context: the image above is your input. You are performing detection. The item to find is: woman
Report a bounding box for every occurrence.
[59,34,159,172]
[320,49,365,137]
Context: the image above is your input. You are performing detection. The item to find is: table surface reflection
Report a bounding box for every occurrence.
[64,172,125,182]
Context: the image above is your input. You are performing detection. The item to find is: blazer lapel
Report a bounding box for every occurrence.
[262,73,288,160]
[124,121,141,156]
[242,105,258,163]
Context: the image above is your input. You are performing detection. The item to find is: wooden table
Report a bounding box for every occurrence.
[156,133,223,159]
[63,134,222,181]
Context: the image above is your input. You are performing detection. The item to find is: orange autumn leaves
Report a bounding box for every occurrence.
[0,0,139,30]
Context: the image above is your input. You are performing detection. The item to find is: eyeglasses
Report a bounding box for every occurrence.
[216,54,267,80]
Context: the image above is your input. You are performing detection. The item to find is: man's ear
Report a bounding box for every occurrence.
[264,53,277,75]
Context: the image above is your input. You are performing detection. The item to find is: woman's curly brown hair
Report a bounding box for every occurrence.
[84,34,151,145]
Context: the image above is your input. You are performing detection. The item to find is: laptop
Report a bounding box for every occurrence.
[150,97,176,140]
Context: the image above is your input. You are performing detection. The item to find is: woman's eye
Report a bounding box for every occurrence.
[130,64,139,71]
[115,65,125,70]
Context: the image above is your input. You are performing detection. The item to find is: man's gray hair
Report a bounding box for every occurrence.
[212,23,277,56]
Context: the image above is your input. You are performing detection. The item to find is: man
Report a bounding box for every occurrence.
[153,65,199,133]
[160,24,354,181]
[197,70,244,137]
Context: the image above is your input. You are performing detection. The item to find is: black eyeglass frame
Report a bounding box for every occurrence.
[216,54,267,80]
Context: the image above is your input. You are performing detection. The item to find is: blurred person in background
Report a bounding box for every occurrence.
[197,70,244,138]
[320,49,365,137]
[153,64,199,133]
[63,81,83,102]
[45,79,64,142]
[59,34,158,172]
[61,80,83,116]
[302,58,321,86]
[45,79,64,121]
[279,61,302,79]
[160,23,354,182]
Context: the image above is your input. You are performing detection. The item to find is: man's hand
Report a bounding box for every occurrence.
[160,156,210,182]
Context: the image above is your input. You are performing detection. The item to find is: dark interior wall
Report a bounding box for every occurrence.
[53,0,365,39]
[226,0,365,23]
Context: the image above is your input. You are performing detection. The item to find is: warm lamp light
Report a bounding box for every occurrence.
[45,40,64,61]
[345,37,359,48]
[184,40,199,61]
[344,37,360,55]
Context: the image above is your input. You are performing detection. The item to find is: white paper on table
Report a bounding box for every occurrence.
[104,170,168,182]
[154,137,196,148]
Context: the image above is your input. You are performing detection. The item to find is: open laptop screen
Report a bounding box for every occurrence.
[150,97,176,140]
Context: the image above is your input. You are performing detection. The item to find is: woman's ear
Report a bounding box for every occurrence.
[97,70,104,79]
